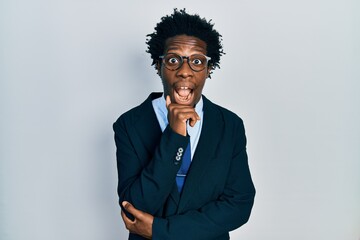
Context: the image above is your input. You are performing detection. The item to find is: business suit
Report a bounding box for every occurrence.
[113,92,255,239]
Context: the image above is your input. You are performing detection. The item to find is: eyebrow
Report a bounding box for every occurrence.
[165,46,206,54]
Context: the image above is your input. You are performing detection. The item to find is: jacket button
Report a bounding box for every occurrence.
[178,147,183,153]
[175,155,181,161]
[177,152,182,157]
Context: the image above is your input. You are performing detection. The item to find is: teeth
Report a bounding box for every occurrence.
[175,85,193,102]
[176,88,192,102]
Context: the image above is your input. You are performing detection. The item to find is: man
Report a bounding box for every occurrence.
[113,9,255,240]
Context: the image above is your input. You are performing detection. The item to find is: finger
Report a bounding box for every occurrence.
[166,95,171,109]
[121,210,135,233]
[121,210,133,223]
[177,111,199,123]
[187,110,200,126]
[122,201,143,219]
[168,104,197,114]
[189,114,200,127]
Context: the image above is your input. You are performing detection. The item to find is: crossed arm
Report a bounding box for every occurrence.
[117,140,255,239]
[116,96,201,238]
[120,151,255,239]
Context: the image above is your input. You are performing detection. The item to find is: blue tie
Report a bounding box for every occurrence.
[176,143,191,192]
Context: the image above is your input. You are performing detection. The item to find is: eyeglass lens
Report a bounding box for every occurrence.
[162,53,209,71]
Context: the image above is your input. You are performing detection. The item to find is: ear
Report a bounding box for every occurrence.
[155,61,161,76]
[206,64,213,78]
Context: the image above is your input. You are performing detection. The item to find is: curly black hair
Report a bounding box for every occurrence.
[146,9,224,75]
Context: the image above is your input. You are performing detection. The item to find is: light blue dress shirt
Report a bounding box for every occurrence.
[152,94,203,160]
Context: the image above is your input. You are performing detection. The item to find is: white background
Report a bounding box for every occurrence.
[1,0,359,239]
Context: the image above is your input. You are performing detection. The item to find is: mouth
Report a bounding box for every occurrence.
[174,86,194,104]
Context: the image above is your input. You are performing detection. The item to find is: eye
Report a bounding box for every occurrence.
[167,57,179,64]
[192,58,203,65]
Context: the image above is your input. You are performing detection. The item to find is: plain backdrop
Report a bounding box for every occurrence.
[1,0,359,239]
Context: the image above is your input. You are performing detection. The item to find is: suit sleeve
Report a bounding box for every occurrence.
[152,119,256,240]
[113,116,189,215]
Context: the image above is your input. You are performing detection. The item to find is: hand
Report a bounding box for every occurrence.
[166,95,200,136]
[121,201,154,239]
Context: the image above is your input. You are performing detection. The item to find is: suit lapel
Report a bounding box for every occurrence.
[133,93,163,154]
[178,96,224,211]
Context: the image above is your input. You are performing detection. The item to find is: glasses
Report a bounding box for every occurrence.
[159,53,211,72]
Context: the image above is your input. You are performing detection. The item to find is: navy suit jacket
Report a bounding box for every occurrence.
[113,93,255,240]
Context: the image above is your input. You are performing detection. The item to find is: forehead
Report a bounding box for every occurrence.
[164,35,207,54]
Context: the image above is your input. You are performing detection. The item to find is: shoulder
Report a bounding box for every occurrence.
[113,92,162,129]
[203,95,244,126]
[203,95,247,148]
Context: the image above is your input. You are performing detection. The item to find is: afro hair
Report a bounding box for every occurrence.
[146,9,224,75]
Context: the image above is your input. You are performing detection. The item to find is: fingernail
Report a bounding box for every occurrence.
[122,201,128,207]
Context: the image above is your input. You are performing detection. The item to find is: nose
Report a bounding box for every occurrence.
[176,58,193,78]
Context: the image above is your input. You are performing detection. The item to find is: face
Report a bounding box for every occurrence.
[158,35,210,107]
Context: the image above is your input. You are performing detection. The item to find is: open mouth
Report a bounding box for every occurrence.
[174,86,193,103]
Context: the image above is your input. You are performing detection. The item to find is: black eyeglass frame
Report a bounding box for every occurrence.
[159,53,212,72]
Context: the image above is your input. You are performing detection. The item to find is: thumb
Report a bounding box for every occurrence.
[122,201,130,208]
[122,201,140,217]
[166,95,171,108]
